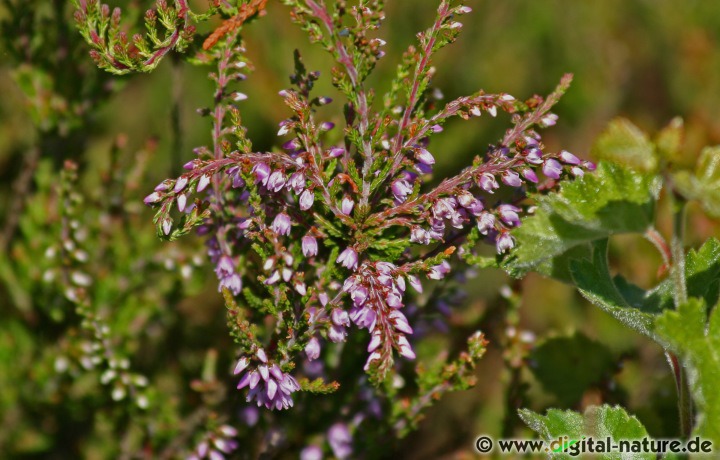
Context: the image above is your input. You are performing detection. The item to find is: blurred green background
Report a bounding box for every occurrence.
[2,0,720,457]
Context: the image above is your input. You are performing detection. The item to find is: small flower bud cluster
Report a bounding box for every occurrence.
[234,349,301,410]
[188,425,239,460]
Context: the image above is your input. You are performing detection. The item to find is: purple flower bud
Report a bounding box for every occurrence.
[162,218,172,236]
[341,196,355,215]
[332,308,350,327]
[328,424,353,460]
[302,235,318,257]
[234,357,249,375]
[496,232,515,253]
[389,310,413,334]
[539,113,559,127]
[183,160,195,170]
[430,124,443,133]
[478,173,499,193]
[144,192,162,205]
[305,337,321,361]
[458,5,472,13]
[427,261,451,280]
[477,212,495,235]
[337,247,358,270]
[559,150,581,165]
[521,168,539,183]
[328,325,346,343]
[320,121,335,131]
[397,335,416,359]
[583,161,597,171]
[299,189,314,210]
[282,139,301,151]
[408,275,423,293]
[272,212,292,236]
[386,292,402,308]
[300,445,323,460]
[501,170,523,187]
[252,163,271,186]
[197,174,211,192]
[154,182,169,192]
[267,170,287,192]
[351,285,368,306]
[288,171,306,194]
[415,148,435,165]
[410,226,430,245]
[391,179,413,202]
[542,158,563,179]
[525,147,543,165]
[277,121,292,136]
[265,270,280,285]
[318,96,333,105]
[571,166,585,177]
[232,92,248,101]
[173,176,188,192]
[367,331,382,353]
[328,147,345,158]
[256,348,268,363]
[498,204,521,227]
[176,194,187,212]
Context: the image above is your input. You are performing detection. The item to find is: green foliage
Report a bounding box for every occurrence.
[529,332,616,407]
[655,299,720,446]
[591,118,658,173]
[503,162,661,281]
[519,405,653,460]
[674,146,720,218]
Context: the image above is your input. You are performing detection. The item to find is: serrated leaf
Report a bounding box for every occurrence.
[529,332,616,406]
[655,298,720,446]
[570,239,663,341]
[674,146,720,218]
[519,405,653,460]
[503,162,661,281]
[592,118,658,173]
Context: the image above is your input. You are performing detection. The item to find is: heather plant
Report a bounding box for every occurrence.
[3,0,720,458]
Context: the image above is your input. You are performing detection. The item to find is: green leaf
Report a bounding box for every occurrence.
[655,298,720,446]
[591,118,658,173]
[519,405,653,460]
[503,162,661,281]
[529,332,616,406]
[570,239,663,341]
[674,146,720,218]
[655,117,684,164]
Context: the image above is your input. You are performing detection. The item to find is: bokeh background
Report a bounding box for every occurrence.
[2,0,720,458]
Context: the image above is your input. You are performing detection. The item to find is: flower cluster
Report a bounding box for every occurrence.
[188,425,239,460]
[143,0,589,411]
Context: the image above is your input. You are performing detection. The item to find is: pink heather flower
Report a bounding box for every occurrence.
[410,226,431,245]
[302,235,318,257]
[256,348,268,363]
[238,366,300,410]
[154,182,169,192]
[477,212,496,235]
[176,194,187,212]
[272,212,292,236]
[521,168,539,183]
[305,337,321,361]
[501,170,523,187]
[144,192,162,204]
[215,255,242,295]
[396,335,416,359]
[408,275,423,293]
[197,174,211,192]
[318,96,333,105]
[234,357,249,375]
[542,158,563,179]
[332,308,350,327]
[571,166,585,177]
[277,121,291,136]
[299,189,314,210]
[539,113,559,127]
[427,260,451,280]
[287,171,305,194]
[498,204,521,227]
[367,330,382,352]
[300,446,323,460]
[583,160,597,171]
[559,150,581,165]
[328,423,353,460]
[525,147,543,165]
[267,170,287,192]
[391,179,413,202]
[478,173,499,193]
[173,176,188,192]
[328,147,345,158]
[283,139,301,150]
[252,163,271,186]
[389,310,412,334]
[320,121,335,131]
[349,305,377,330]
[430,124,443,133]
[337,248,358,270]
[341,196,355,215]
[496,232,515,254]
[328,325,347,343]
[162,218,172,236]
[415,148,435,165]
